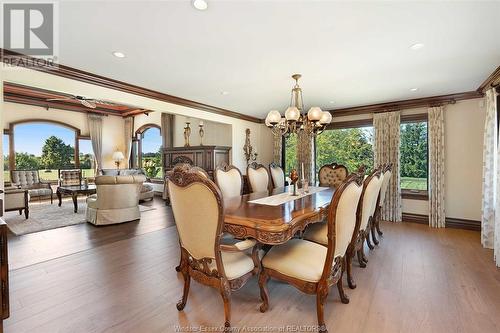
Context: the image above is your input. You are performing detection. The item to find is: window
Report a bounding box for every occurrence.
[135,125,163,179]
[3,133,9,182]
[13,123,77,181]
[315,126,374,175]
[400,119,428,192]
[79,139,95,178]
[283,133,298,176]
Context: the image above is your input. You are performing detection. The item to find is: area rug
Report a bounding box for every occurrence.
[3,198,156,236]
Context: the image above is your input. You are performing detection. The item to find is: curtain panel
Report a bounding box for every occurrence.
[161,113,174,149]
[481,89,497,250]
[373,111,402,222]
[272,132,282,165]
[123,117,134,168]
[481,88,500,266]
[297,131,314,183]
[87,114,103,170]
[428,106,446,228]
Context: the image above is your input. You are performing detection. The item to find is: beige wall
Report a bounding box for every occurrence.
[332,98,485,221]
[1,102,126,169]
[0,66,274,177]
[133,112,232,148]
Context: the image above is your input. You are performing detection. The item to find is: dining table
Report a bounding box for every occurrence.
[223,186,335,245]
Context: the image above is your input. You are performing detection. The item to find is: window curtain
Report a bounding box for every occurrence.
[123,117,134,168]
[87,114,103,170]
[428,106,446,228]
[481,88,499,266]
[297,130,314,183]
[272,132,282,165]
[161,113,174,149]
[373,111,402,222]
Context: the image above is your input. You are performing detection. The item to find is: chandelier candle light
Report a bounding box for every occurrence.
[265,74,333,137]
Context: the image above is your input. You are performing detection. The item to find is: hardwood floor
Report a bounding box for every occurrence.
[5,198,500,332]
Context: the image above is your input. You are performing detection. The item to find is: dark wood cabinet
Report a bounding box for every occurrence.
[162,146,231,179]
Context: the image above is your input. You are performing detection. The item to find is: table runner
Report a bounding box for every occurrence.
[248,186,329,206]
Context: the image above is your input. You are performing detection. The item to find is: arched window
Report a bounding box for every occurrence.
[134,124,162,179]
[7,120,86,181]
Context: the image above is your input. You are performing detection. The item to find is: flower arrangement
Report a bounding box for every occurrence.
[143,159,160,179]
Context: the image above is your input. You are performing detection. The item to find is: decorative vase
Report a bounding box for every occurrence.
[199,122,205,146]
[184,122,191,147]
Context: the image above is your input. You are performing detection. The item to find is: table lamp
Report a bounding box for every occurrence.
[112,151,125,169]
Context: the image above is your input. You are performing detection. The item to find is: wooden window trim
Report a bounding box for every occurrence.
[402,189,429,200]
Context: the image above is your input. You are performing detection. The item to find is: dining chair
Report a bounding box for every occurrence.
[268,163,285,188]
[344,167,383,289]
[258,172,364,333]
[371,163,393,245]
[215,163,243,198]
[247,162,270,193]
[169,166,260,330]
[318,163,349,187]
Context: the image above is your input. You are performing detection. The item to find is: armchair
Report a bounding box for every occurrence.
[259,173,364,332]
[10,170,53,204]
[86,175,146,225]
[4,188,29,219]
[58,169,82,186]
[169,166,259,330]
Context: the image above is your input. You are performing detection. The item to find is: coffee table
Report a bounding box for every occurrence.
[57,185,97,213]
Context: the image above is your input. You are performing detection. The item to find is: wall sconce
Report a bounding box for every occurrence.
[243,128,258,164]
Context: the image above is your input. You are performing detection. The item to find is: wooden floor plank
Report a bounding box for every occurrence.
[4,198,500,333]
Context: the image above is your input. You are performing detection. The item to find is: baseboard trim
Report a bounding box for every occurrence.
[402,213,480,231]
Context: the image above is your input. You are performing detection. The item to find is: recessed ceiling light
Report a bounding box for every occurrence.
[192,0,208,11]
[410,43,424,50]
[112,51,126,58]
[329,101,335,104]
[410,88,418,92]
[221,91,229,95]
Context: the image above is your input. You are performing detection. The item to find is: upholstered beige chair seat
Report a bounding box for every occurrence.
[262,239,328,283]
[208,251,255,280]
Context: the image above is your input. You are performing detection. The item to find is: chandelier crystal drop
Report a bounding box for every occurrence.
[265,74,332,137]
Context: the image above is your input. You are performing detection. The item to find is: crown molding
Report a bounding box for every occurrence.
[328,91,483,118]
[477,65,500,93]
[0,49,262,123]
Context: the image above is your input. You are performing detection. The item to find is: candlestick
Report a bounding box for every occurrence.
[301,163,305,179]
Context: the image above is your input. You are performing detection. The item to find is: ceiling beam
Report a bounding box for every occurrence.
[0,49,262,123]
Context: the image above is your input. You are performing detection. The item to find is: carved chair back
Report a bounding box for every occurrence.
[168,165,226,276]
[359,167,384,232]
[378,163,393,207]
[321,172,364,280]
[318,163,349,187]
[214,163,243,198]
[247,162,270,193]
[269,163,285,189]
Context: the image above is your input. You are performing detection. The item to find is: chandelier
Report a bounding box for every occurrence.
[265,74,332,137]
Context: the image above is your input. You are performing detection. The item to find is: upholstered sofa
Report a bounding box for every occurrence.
[86,175,146,225]
[98,168,154,201]
[10,170,53,203]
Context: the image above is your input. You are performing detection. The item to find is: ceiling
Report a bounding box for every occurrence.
[4,83,151,117]
[48,1,500,118]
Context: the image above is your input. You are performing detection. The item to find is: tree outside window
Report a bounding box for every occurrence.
[315,127,374,175]
[400,121,428,191]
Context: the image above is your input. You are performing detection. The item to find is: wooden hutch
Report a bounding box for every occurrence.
[162,146,231,179]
